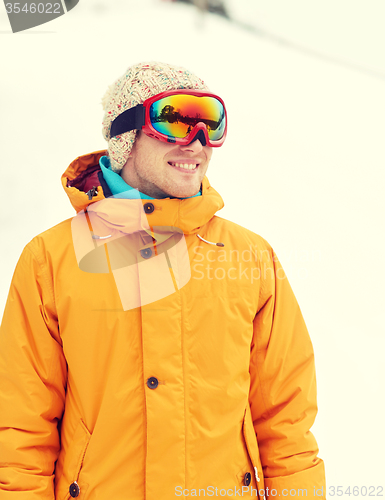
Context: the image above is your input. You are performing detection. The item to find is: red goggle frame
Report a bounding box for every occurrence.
[110,89,227,147]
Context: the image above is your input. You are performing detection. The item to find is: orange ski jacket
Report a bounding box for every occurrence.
[0,151,326,499]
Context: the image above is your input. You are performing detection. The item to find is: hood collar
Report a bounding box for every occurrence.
[62,150,224,235]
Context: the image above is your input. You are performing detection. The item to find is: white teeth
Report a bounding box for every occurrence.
[171,162,197,170]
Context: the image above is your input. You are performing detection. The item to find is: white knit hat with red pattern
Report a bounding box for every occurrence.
[101,61,209,173]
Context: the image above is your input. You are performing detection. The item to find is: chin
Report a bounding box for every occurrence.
[173,188,200,199]
[164,183,200,199]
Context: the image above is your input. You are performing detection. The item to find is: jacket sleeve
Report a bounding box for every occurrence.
[0,240,67,498]
[249,244,326,499]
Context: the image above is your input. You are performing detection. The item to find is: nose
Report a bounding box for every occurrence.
[179,139,204,153]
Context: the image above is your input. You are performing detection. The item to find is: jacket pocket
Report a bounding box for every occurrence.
[62,419,91,499]
[242,405,266,500]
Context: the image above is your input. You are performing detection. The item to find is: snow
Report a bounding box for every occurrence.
[1,0,384,492]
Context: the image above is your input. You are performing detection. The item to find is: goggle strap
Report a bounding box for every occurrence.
[110,104,146,138]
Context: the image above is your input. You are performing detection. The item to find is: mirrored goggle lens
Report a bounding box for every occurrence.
[149,94,226,141]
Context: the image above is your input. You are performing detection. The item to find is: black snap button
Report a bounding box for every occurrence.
[140,248,152,259]
[69,482,80,497]
[243,472,252,486]
[147,377,159,389]
[143,202,155,214]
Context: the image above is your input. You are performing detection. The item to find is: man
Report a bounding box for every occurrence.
[0,62,326,499]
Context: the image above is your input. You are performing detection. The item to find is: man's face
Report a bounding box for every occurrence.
[120,131,213,199]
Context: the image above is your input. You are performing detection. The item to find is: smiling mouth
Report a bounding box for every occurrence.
[168,161,199,171]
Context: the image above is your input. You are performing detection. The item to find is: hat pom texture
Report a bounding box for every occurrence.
[102,62,209,173]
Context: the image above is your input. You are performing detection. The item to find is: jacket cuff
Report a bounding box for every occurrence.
[264,461,326,500]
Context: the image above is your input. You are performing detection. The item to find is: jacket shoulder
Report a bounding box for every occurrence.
[210,215,273,254]
[24,218,74,261]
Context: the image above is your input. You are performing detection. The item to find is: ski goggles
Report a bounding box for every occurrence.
[110,89,227,147]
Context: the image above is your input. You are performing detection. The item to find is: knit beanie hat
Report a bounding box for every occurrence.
[101,61,210,173]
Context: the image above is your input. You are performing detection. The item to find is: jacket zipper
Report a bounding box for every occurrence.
[86,186,98,200]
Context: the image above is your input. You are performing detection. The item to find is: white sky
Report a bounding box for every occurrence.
[1,0,384,492]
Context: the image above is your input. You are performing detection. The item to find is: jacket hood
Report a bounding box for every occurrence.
[61,150,224,235]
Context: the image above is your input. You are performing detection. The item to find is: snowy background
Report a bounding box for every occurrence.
[1,0,385,494]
